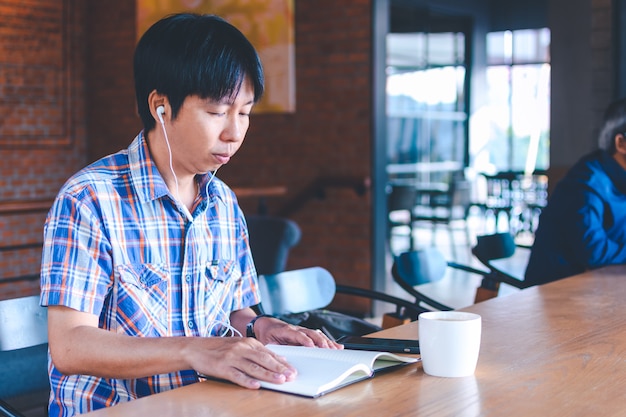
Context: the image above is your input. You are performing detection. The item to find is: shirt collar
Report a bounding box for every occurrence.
[127,131,168,204]
[128,131,226,207]
[599,149,626,194]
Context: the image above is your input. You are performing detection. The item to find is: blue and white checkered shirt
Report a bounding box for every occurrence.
[40,131,259,416]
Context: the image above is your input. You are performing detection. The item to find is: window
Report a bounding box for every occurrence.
[475,28,550,173]
[386,31,468,173]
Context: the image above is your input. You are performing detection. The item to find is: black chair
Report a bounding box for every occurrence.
[387,183,419,250]
[478,171,517,231]
[471,232,532,302]
[246,214,302,276]
[387,172,472,255]
[411,170,473,256]
[0,295,49,417]
[257,267,427,341]
[391,246,491,311]
[478,171,548,237]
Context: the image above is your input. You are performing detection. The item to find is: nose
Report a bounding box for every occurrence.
[221,114,248,144]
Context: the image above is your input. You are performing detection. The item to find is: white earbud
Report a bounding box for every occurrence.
[157,105,165,123]
[155,104,191,222]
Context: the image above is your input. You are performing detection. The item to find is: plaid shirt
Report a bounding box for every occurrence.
[40,132,260,416]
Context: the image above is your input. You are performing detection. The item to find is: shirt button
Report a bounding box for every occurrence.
[188,320,195,329]
[185,274,191,282]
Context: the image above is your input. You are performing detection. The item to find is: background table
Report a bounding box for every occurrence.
[232,186,287,215]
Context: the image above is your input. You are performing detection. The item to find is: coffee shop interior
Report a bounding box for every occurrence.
[0,0,623,334]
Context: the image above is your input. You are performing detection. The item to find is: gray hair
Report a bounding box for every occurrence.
[598,98,626,153]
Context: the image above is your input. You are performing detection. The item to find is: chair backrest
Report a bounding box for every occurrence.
[449,170,472,209]
[472,232,516,263]
[258,267,336,316]
[424,170,472,224]
[387,184,418,213]
[391,247,453,311]
[0,295,50,417]
[393,247,448,287]
[472,232,530,289]
[247,215,302,276]
[258,267,389,340]
[0,295,47,351]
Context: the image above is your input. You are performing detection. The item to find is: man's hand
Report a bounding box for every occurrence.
[183,336,298,389]
[252,316,344,350]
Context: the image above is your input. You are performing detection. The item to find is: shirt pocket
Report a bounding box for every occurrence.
[201,259,243,335]
[115,263,170,336]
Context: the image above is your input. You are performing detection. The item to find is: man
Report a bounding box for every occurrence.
[525,98,626,285]
[40,14,339,416]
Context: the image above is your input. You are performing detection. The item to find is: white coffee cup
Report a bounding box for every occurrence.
[418,311,482,377]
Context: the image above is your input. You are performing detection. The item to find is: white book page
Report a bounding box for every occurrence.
[259,345,417,397]
[268,344,417,366]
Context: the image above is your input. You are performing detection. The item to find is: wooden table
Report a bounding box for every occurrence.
[82,265,626,416]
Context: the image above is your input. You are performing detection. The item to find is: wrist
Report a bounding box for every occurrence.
[246,314,274,338]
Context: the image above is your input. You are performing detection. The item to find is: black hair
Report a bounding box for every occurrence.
[134,13,264,131]
[598,97,626,153]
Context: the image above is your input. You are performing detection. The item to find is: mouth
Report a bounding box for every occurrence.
[213,153,231,165]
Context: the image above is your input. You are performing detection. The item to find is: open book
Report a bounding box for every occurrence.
[260,344,418,398]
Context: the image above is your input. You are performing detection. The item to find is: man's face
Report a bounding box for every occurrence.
[611,133,626,171]
[167,77,255,176]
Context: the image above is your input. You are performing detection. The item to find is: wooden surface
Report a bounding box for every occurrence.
[231,186,287,198]
[82,265,626,416]
[0,199,52,215]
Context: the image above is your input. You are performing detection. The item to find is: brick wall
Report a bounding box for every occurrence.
[84,0,141,162]
[0,0,87,299]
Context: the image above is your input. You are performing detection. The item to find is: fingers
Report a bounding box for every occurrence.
[230,349,297,388]
[302,328,344,349]
[190,337,296,389]
[261,322,343,349]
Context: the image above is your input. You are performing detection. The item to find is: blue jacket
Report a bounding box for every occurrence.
[525,150,626,285]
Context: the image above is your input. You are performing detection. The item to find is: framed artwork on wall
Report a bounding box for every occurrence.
[136,0,295,113]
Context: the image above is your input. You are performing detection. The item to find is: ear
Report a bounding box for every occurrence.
[615,133,626,155]
[611,134,626,171]
[148,90,169,122]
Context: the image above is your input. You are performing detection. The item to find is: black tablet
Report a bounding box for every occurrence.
[337,336,420,354]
